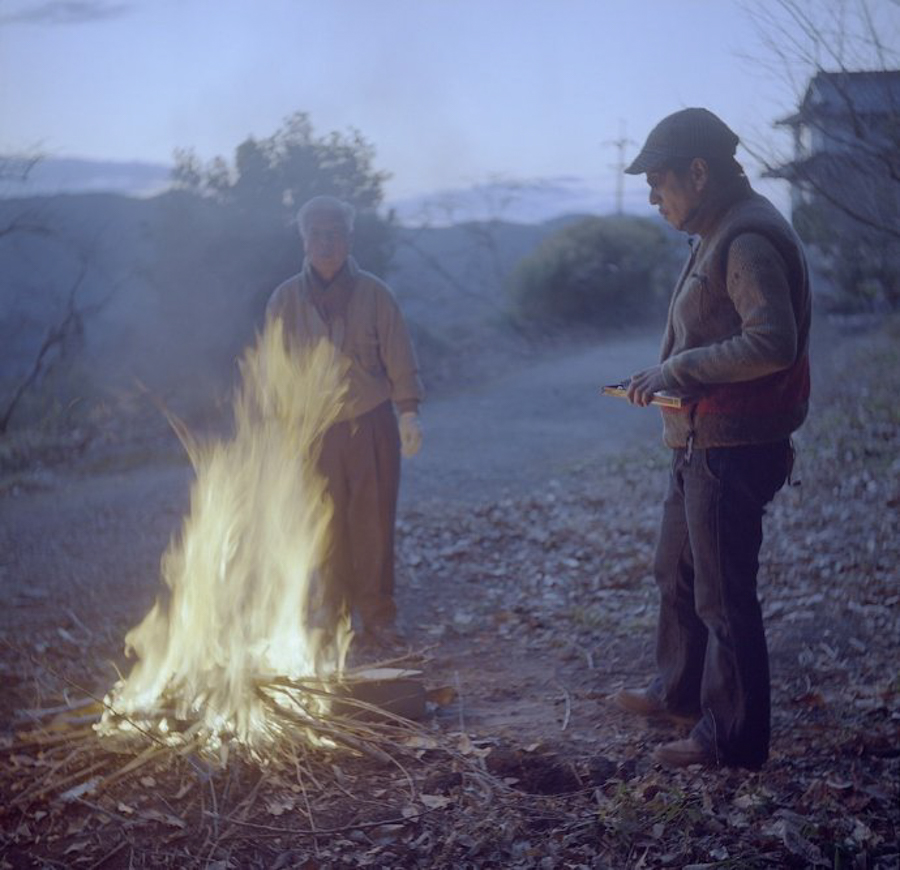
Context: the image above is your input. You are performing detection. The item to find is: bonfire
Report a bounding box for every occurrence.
[99,321,365,748]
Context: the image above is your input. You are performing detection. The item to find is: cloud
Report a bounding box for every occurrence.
[0,1,132,26]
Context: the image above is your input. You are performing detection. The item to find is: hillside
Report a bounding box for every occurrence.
[0,194,598,430]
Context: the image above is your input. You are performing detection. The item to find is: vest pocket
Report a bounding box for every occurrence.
[674,273,712,326]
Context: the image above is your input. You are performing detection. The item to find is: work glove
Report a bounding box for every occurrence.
[399,411,423,457]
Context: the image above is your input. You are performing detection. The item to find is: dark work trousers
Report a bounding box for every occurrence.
[317,401,401,632]
[649,439,793,769]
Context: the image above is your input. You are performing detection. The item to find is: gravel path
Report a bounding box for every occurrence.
[401,330,663,504]
[0,330,666,715]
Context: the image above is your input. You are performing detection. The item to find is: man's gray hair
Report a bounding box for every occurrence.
[297,195,355,238]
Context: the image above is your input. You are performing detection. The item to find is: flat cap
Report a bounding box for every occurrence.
[625,108,739,175]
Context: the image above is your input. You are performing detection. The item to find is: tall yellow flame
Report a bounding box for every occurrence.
[100,321,350,744]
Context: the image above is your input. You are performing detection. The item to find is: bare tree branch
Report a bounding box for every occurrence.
[0,258,90,433]
[0,216,55,241]
[0,216,118,433]
[0,155,41,183]
[740,0,900,308]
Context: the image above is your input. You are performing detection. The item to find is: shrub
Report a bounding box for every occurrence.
[507,215,679,329]
[793,201,899,312]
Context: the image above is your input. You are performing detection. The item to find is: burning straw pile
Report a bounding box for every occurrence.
[100,322,351,747]
[3,655,527,867]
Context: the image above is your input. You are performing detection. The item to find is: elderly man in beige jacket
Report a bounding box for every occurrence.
[266,195,424,649]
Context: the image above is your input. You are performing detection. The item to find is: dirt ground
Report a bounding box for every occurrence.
[0,317,897,868]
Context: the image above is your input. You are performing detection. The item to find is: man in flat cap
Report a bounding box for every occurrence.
[266,195,424,650]
[613,108,812,770]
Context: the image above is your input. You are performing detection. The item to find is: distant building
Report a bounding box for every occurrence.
[770,70,900,216]
[767,70,900,309]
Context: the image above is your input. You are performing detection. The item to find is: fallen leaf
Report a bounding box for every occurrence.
[778,819,827,866]
[733,793,763,810]
[424,686,457,707]
[57,627,79,645]
[140,808,186,829]
[64,841,90,856]
[403,734,438,750]
[420,794,450,809]
[331,764,350,786]
[369,823,405,844]
[65,818,89,836]
[457,733,474,755]
[851,818,881,847]
[266,797,294,817]
[60,778,99,802]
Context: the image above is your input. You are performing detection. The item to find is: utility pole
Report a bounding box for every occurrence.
[603,119,635,215]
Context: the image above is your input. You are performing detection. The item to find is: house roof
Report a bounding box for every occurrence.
[776,69,900,127]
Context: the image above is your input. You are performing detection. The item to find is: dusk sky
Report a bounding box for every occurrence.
[2,0,898,214]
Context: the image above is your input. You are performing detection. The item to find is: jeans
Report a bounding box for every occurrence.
[649,439,793,769]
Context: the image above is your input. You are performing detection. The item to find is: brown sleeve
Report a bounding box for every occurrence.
[374,284,425,407]
[662,232,798,389]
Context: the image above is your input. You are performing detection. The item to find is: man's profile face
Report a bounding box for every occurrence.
[304,213,351,281]
[646,167,703,232]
